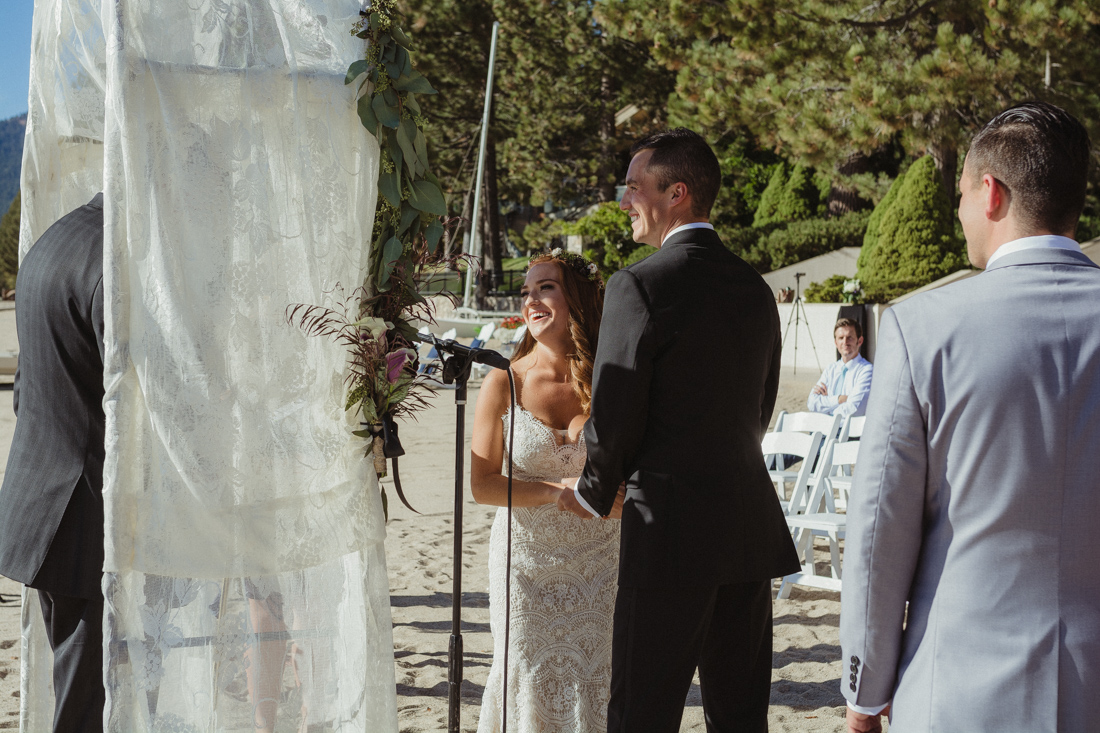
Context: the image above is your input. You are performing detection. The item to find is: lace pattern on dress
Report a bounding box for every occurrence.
[477,407,619,733]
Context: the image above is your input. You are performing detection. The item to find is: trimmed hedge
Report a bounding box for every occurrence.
[858,155,964,296]
[744,210,870,272]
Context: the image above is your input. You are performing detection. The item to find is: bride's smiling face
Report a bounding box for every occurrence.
[521,263,570,344]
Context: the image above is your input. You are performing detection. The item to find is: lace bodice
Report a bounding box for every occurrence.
[503,406,587,483]
[478,405,618,733]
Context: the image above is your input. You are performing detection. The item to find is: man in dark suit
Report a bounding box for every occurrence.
[0,193,106,731]
[559,129,799,731]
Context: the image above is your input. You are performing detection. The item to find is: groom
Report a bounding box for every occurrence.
[559,129,799,731]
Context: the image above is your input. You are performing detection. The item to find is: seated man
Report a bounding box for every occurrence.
[807,317,872,418]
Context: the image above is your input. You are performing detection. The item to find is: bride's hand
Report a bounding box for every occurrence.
[605,485,626,520]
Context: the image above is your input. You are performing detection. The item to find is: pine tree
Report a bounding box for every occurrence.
[596,0,1100,200]
[860,155,963,297]
[0,191,19,291]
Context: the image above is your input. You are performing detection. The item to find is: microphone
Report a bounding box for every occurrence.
[414,331,511,372]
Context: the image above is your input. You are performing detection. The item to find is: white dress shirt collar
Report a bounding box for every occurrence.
[985,235,1081,267]
[661,221,714,246]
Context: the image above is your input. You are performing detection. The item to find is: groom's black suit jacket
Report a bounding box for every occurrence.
[0,194,105,600]
[577,227,799,588]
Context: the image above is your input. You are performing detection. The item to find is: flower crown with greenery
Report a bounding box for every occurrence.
[536,248,604,287]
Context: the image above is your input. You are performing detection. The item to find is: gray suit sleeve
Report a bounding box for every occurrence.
[839,308,928,708]
[576,269,653,517]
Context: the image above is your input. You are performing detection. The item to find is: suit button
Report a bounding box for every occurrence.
[850,682,857,691]
[850,664,858,672]
[851,656,859,664]
[850,673,857,682]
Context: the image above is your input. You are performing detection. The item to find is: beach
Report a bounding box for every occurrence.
[0,307,851,731]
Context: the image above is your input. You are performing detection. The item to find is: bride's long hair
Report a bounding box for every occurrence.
[512,253,604,415]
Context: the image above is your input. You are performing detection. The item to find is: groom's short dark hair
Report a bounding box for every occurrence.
[966,101,1091,235]
[630,128,721,218]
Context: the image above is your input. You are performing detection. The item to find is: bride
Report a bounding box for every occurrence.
[471,251,623,733]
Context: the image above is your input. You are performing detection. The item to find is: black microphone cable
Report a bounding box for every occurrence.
[502,366,516,733]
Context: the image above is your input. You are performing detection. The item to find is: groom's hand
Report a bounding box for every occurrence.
[557,486,595,519]
[605,485,626,519]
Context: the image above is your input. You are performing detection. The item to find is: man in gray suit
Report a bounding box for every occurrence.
[0,194,105,731]
[840,102,1099,732]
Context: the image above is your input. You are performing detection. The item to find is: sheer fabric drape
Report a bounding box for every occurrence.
[21,1,398,730]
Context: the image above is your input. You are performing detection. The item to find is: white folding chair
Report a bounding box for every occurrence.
[839,414,866,442]
[823,439,860,511]
[778,438,859,597]
[760,431,823,516]
[417,327,457,376]
[767,411,841,495]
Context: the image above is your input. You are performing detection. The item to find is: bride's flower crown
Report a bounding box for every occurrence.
[538,248,603,286]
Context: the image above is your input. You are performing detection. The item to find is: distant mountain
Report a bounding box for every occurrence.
[0,114,27,212]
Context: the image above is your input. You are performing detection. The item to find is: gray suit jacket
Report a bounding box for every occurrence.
[840,247,1100,732]
[0,194,104,599]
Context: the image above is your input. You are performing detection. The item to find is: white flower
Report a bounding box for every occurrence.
[550,247,563,257]
[588,263,598,274]
[351,316,393,340]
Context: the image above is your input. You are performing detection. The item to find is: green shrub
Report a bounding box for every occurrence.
[803,274,847,303]
[859,155,964,300]
[747,211,870,272]
[0,191,18,291]
[752,163,788,227]
[774,164,822,223]
[857,172,904,274]
[563,202,640,276]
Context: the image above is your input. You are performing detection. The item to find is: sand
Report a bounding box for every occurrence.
[0,310,854,732]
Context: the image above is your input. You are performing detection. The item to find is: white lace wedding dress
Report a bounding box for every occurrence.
[477,406,620,733]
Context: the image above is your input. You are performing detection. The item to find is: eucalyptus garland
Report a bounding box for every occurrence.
[349,1,447,299]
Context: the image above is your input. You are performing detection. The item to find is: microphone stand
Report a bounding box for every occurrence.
[415,333,510,733]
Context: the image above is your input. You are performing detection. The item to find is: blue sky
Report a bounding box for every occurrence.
[0,2,33,121]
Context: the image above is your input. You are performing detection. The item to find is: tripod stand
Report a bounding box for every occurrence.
[782,272,822,375]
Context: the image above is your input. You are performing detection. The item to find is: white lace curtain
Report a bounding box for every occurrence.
[22,1,397,730]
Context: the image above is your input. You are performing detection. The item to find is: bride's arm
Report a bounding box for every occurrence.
[471,369,566,507]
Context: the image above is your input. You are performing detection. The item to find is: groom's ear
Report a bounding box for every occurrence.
[668,181,692,210]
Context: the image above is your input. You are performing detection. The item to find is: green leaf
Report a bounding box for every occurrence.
[400,46,413,77]
[413,128,429,171]
[357,94,379,132]
[394,72,437,95]
[390,25,413,49]
[385,133,403,179]
[408,179,447,215]
[425,217,445,252]
[373,93,400,129]
[379,167,401,208]
[345,59,369,85]
[385,56,402,79]
[396,119,419,176]
[380,486,388,522]
[378,235,403,285]
[398,204,419,234]
[404,93,421,115]
[352,428,372,439]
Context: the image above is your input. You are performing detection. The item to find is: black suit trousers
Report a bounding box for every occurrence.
[38,591,105,733]
[607,580,773,733]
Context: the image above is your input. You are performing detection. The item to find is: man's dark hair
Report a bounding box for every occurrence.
[835,317,862,340]
[966,101,1091,235]
[630,128,721,218]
